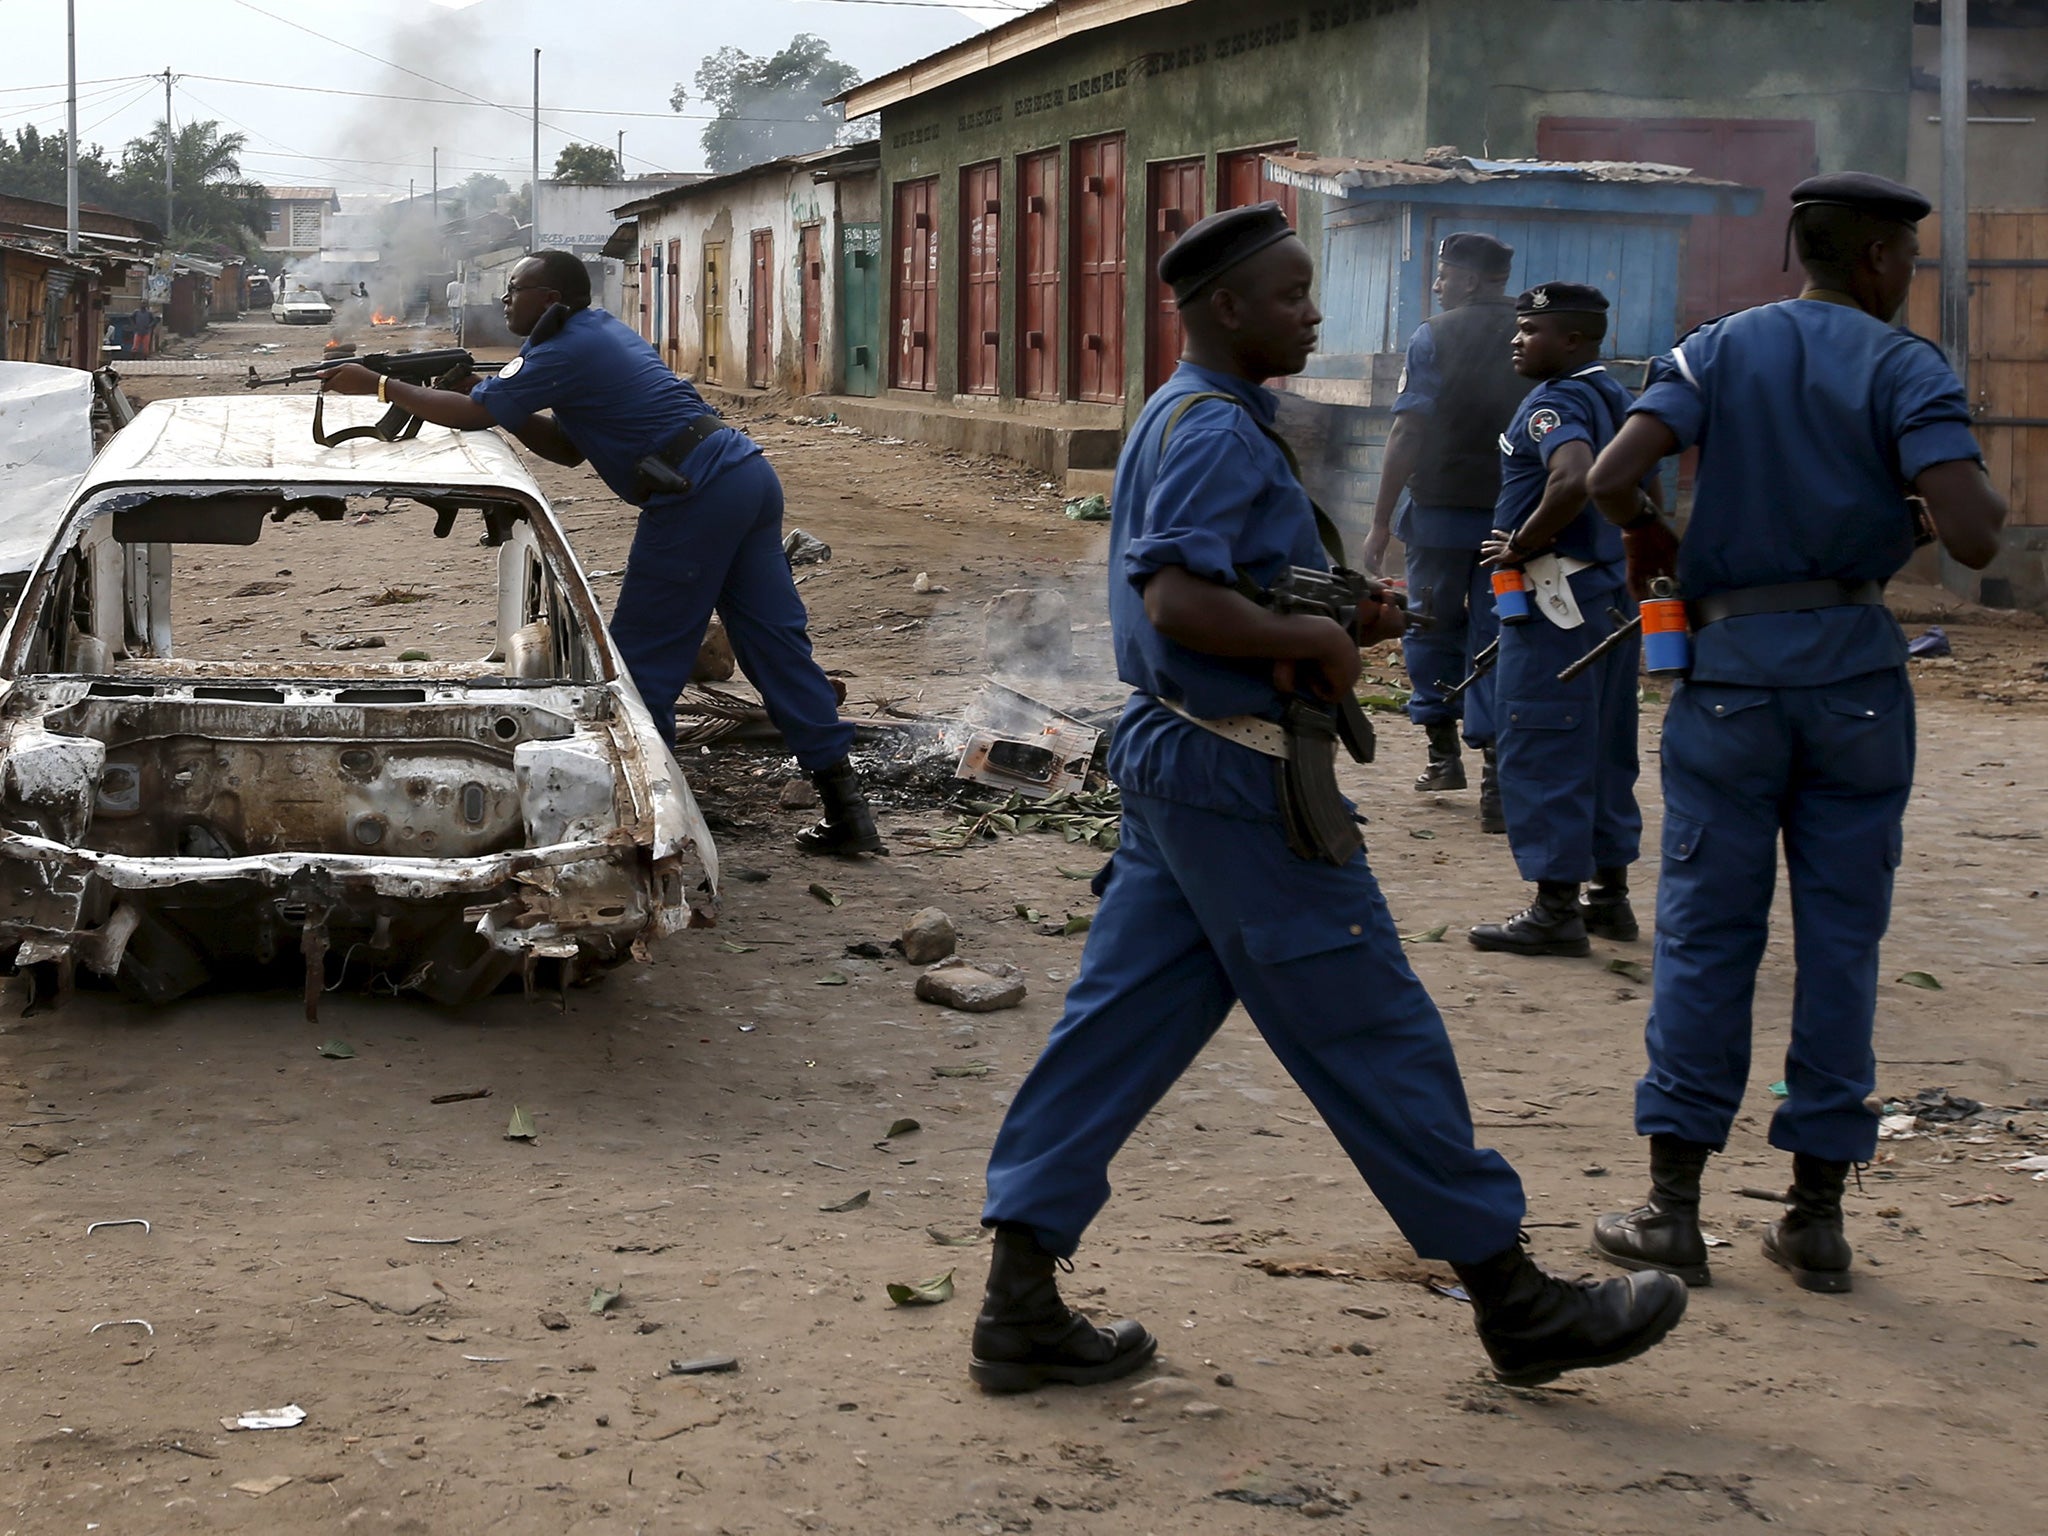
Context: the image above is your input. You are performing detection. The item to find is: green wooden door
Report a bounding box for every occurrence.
[839,222,880,398]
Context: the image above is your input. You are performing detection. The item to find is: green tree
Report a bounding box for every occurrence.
[0,127,127,219]
[115,120,267,256]
[676,33,865,173]
[449,172,511,221]
[552,143,621,184]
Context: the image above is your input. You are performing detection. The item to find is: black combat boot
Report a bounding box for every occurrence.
[1414,719,1468,792]
[1469,881,1590,957]
[1591,1135,1715,1287]
[1583,866,1640,942]
[794,759,883,855]
[1762,1155,1854,1294]
[1479,748,1506,833]
[968,1225,1158,1393]
[1452,1240,1688,1388]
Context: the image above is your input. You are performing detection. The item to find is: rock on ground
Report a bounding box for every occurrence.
[915,957,1025,1012]
[901,907,958,964]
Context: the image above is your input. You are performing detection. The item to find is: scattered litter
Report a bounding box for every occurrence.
[16,1142,69,1164]
[505,1106,538,1142]
[808,882,842,907]
[462,1355,513,1363]
[231,1476,294,1497]
[404,1236,463,1246]
[719,941,759,954]
[89,1319,154,1336]
[916,957,1027,1012]
[816,971,851,986]
[1341,1305,1390,1320]
[1063,493,1110,522]
[1768,1080,1789,1098]
[783,528,832,565]
[1247,1258,1366,1282]
[932,1061,993,1078]
[931,787,1121,850]
[1702,1234,1730,1248]
[885,1118,922,1138]
[1409,828,1436,840]
[1907,625,1952,659]
[1943,1191,2015,1207]
[1896,971,1944,991]
[927,1226,984,1246]
[670,1355,740,1376]
[224,1405,307,1432]
[300,631,385,651]
[429,1088,491,1104]
[85,1219,150,1236]
[524,1390,563,1408]
[820,1190,872,1213]
[952,680,1104,802]
[1607,958,1651,984]
[316,1039,356,1059]
[1401,924,1449,944]
[2002,1155,2048,1181]
[1878,1113,1920,1140]
[1892,1087,1984,1123]
[886,1269,955,1306]
[588,1286,622,1316]
[1426,1278,1471,1302]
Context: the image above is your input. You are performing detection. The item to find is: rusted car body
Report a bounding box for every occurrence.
[0,394,718,1013]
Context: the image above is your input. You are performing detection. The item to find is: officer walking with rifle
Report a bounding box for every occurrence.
[316,249,881,856]
[1364,232,1532,830]
[1585,174,2007,1295]
[1469,283,1648,957]
[968,204,1686,1396]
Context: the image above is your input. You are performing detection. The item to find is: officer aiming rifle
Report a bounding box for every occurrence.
[247,348,505,448]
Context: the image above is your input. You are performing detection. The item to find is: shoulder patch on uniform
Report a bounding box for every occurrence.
[499,355,525,378]
[1527,407,1562,442]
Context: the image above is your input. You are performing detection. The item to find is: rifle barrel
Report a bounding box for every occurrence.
[1556,610,1642,684]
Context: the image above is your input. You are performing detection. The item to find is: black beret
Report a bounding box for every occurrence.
[1437,231,1514,279]
[1517,281,1609,316]
[1161,202,1297,303]
[1791,172,1931,226]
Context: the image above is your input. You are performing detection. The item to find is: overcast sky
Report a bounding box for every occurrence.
[0,0,1017,197]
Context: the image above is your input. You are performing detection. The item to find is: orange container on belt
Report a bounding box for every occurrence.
[1640,577,1690,674]
[1491,566,1532,624]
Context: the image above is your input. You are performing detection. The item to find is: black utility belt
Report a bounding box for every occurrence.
[1687,578,1885,629]
[630,413,727,504]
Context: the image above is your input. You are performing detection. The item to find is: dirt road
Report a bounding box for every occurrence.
[3,320,2046,1534]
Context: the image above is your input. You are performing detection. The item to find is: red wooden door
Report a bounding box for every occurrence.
[799,224,823,395]
[1070,134,1126,404]
[1146,157,1205,396]
[1017,149,1061,401]
[1218,143,1298,226]
[748,229,773,389]
[1538,117,1816,330]
[959,161,1001,396]
[891,178,938,392]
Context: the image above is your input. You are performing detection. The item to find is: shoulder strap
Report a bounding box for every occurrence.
[1156,390,1344,565]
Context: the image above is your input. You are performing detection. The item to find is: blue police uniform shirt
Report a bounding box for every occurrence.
[470,306,760,503]
[1632,299,1980,685]
[1494,365,1631,567]
[1107,362,1331,821]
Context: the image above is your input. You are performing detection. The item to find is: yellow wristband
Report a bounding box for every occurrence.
[377,375,388,404]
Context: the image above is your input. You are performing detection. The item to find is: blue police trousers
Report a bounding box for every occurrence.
[982,786,1527,1264]
[1493,579,1641,884]
[1401,542,1497,748]
[608,453,854,769]
[1635,668,1915,1164]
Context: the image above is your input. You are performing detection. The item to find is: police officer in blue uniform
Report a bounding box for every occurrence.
[1584,175,2007,1294]
[1364,232,1532,831]
[1470,283,1645,956]
[319,250,881,855]
[969,204,1686,1395]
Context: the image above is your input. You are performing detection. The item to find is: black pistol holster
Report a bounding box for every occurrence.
[630,413,728,504]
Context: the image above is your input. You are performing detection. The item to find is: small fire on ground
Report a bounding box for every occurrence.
[370,311,401,326]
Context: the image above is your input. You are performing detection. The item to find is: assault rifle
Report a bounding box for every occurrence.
[245,348,505,448]
[1248,564,1426,768]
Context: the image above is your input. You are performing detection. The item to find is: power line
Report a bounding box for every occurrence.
[0,72,157,97]
[180,71,840,125]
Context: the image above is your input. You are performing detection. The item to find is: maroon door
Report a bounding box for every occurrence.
[1218,143,1298,226]
[748,229,773,389]
[891,178,938,391]
[959,160,1001,396]
[1070,133,1126,404]
[1538,117,1817,330]
[1145,157,1205,396]
[1017,149,1061,401]
[799,223,824,395]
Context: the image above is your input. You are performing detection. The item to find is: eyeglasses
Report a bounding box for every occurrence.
[501,282,555,302]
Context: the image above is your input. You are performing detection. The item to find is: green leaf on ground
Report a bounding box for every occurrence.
[505,1105,538,1141]
[1607,958,1652,984]
[808,883,841,907]
[396,649,431,662]
[1014,903,1046,923]
[816,972,850,986]
[926,1226,985,1247]
[588,1286,621,1315]
[718,941,759,954]
[820,1190,871,1213]
[1896,971,1943,991]
[886,1270,956,1306]
[1401,924,1449,944]
[886,1118,922,1138]
[316,1039,356,1059]
[1061,914,1093,936]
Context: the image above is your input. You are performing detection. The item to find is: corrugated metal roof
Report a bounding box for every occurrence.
[1263,152,1746,197]
[610,145,878,219]
[263,186,341,206]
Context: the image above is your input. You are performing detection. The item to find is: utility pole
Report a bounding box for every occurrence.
[617,129,625,179]
[1940,0,1969,390]
[530,49,541,255]
[432,147,439,217]
[63,0,78,254]
[162,68,174,242]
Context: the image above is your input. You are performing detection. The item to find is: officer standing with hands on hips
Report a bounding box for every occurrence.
[1364,232,1532,830]
[1469,283,1647,957]
[1584,174,2007,1295]
[318,249,882,856]
[968,204,1686,1397]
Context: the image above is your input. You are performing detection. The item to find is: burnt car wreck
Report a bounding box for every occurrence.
[0,394,719,1015]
